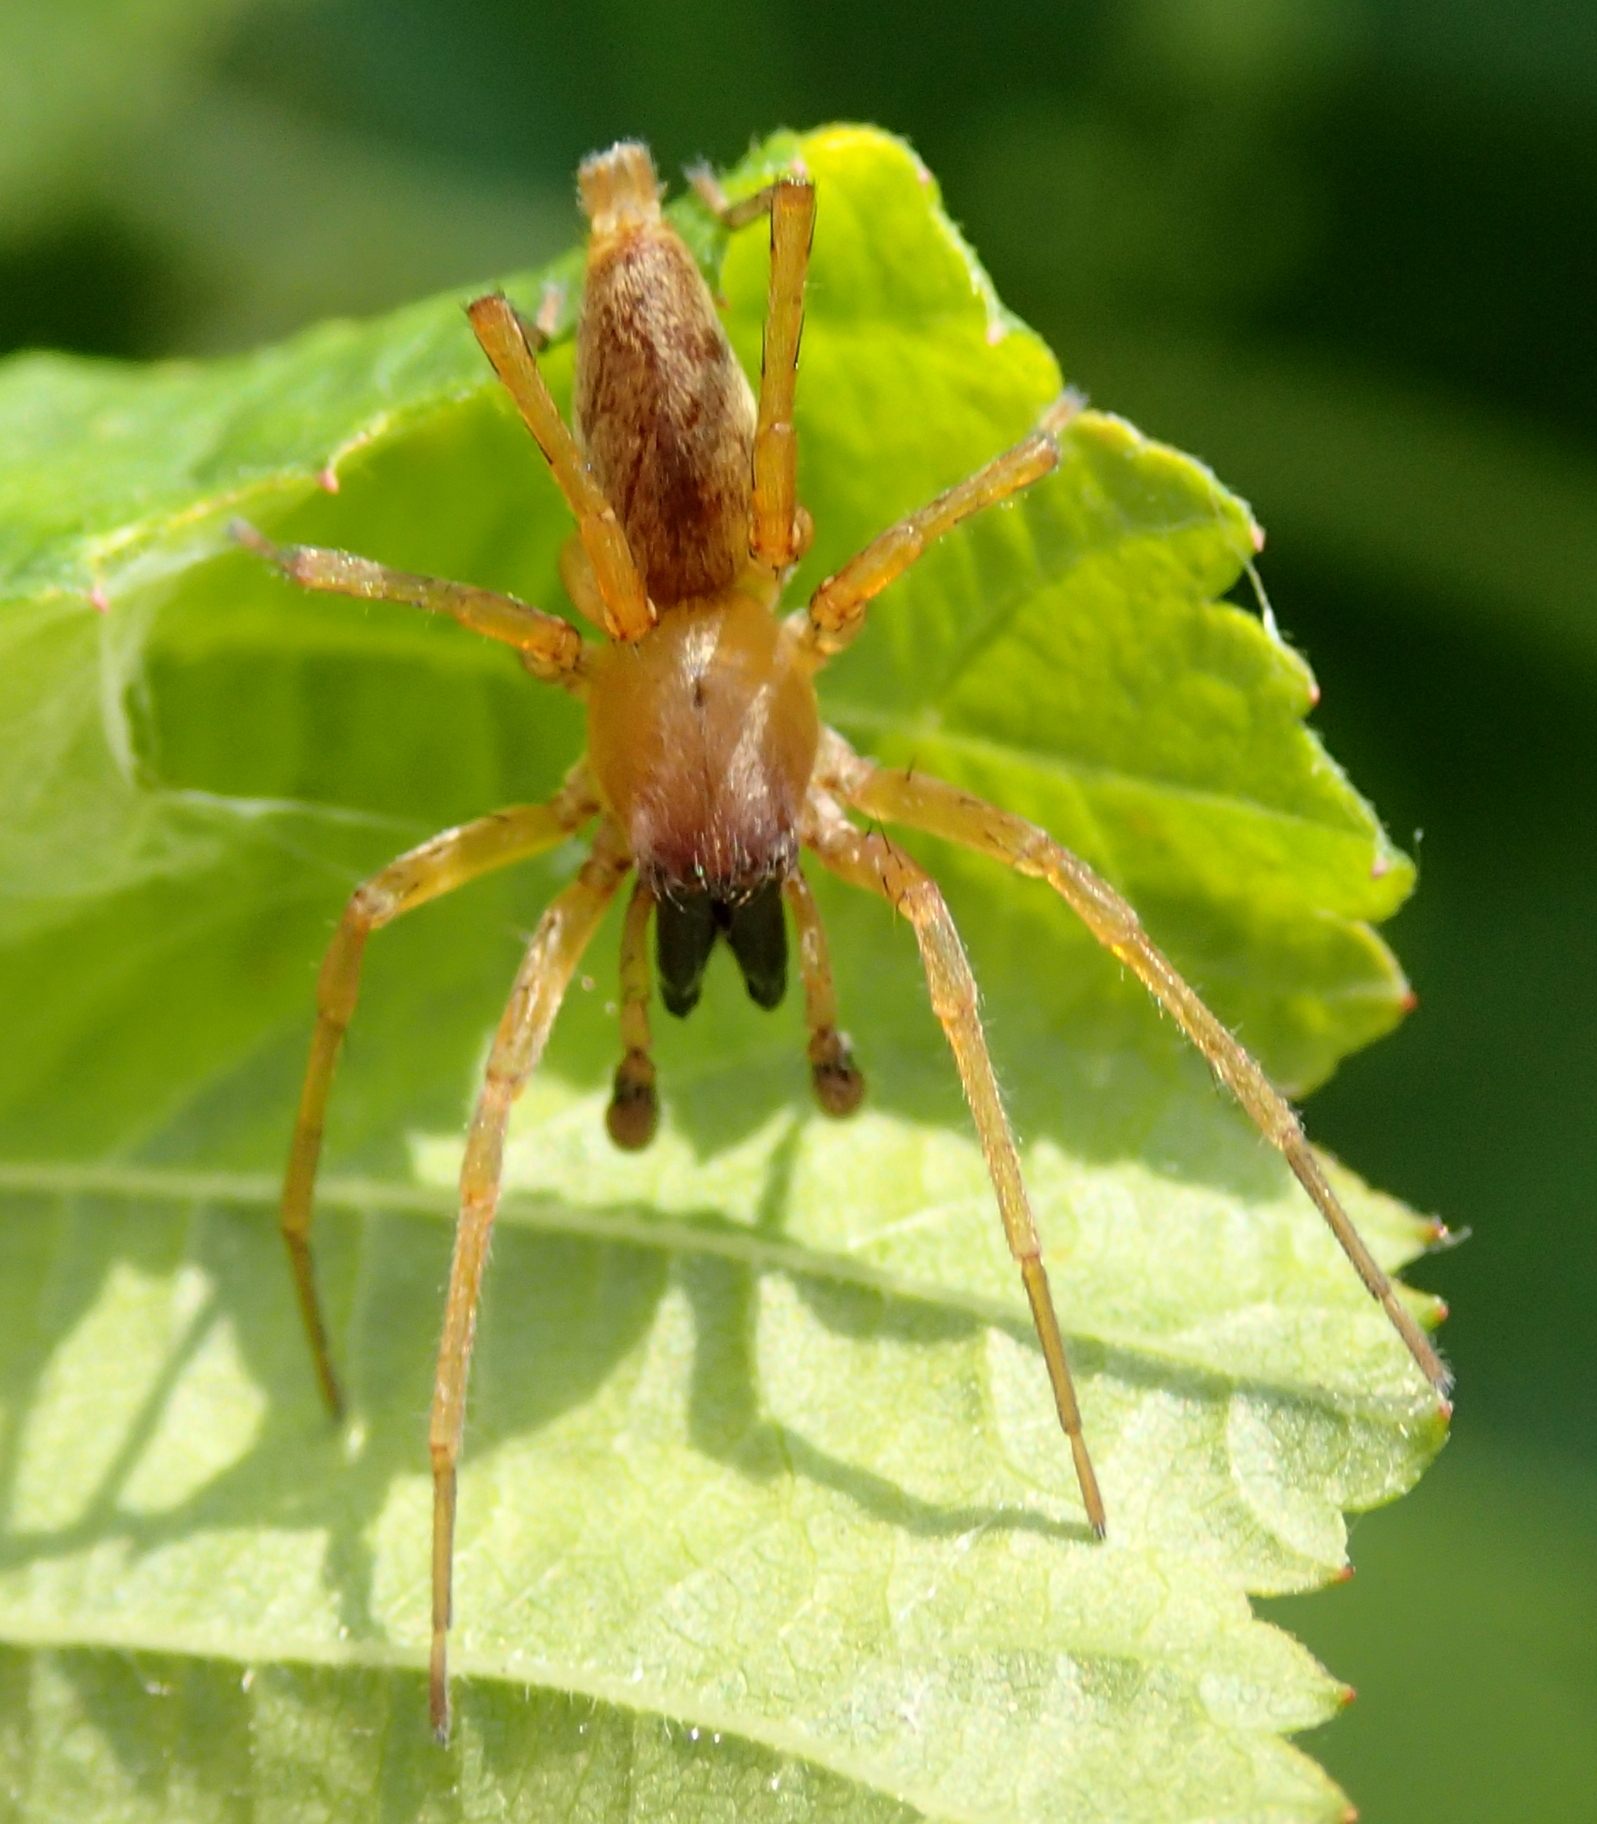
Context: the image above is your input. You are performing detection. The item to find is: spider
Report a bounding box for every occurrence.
[236,140,1450,1742]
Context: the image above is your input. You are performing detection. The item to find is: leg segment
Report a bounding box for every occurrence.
[281,774,598,1417]
[466,293,653,644]
[806,811,1106,1534]
[429,831,629,1742]
[233,521,586,687]
[783,868,865,1115]
[606,877,659,1150]
[820,736,1452,1398]
[800,393,1082,666]
[691,164,816,572]
[525,280,565,350]
[689,165,799,232]
[751,178,815,571]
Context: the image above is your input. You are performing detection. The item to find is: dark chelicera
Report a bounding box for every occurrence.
[655,876,787,1017]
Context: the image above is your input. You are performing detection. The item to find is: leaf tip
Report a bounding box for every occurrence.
[87,583,110,614]
[317,464,341,495]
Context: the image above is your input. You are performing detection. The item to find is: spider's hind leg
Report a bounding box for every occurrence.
[467,292,653,643]
[691,159,816,572]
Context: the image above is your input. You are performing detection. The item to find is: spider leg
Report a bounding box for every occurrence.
[232,521,587,688]
[524,280,565,350]
[281,772,598,1417]
[688,165,797,231]
[557,535,613,634]
[430,828,630,1743]
[751,176,815,571]
[797,393,1082,667]
[466,293,654,644]
[805,803,1106,1535]
[691,162,816,572]
[783,867,865,1115]
[818,733,1453,1399]
[606,877,659,1149]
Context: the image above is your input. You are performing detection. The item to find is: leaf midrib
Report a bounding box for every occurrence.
[0,1613,961,1820]
[0,1158,1418,1416]
[0,1603,1307,1824]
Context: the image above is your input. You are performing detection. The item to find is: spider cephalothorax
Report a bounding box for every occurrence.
[239,137,1450,1743]
[584,583,818,922]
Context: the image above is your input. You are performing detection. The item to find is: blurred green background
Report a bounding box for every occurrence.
[2,0,1591,1816]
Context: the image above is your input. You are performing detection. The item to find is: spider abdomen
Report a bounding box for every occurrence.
[575,143,756,607]
[586,590,819,900]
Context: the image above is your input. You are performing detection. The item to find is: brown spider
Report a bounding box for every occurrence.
[236,140,1449,1742]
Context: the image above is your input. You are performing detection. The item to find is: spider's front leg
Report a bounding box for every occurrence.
[279,776,598,1417]
[429,828,629,1743]
[692,160,817,571]
[818,733,1453,1400]
[804,800,1106,1535]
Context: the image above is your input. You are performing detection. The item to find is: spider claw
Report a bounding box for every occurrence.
[1040,388,1087,437]
[229,516,274,558]
[231,518,307,584]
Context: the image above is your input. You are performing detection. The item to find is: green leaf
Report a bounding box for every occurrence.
[0,127,1446,1822]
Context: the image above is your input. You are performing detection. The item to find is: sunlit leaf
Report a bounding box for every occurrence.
[0,126,1445,1822]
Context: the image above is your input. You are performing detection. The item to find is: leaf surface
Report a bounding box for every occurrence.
[0,127,1445,1822]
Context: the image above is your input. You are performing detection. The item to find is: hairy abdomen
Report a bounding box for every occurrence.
[575,191,756,608]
